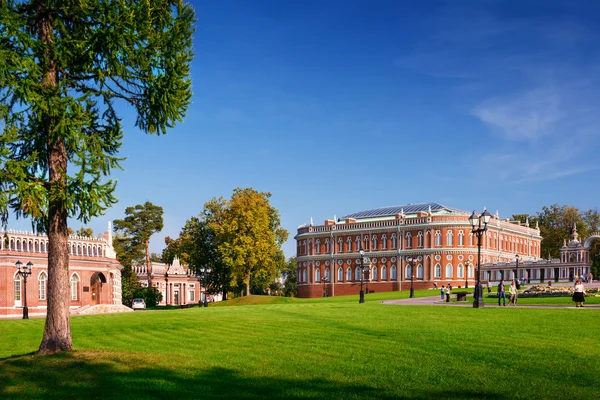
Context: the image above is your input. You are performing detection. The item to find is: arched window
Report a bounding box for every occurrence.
[363,237,368,251]
[325,239,330,253]
[446,264,453,278]
[338,267,343,281]
[372,236,377,251]
[406,265,413,278]
[406,233,412,248]
[458,230,464,246]
[487,233,491,248]
[382,266,387,280]
[325,268,330,281]
[303,269,308,283]
[435,231,442,246]
[39,271,47,300]
[469,233,474,246]
[16,240,21,251]
[435,264,441,278]
[391,234,397,249]
[347,237,352,252]
[315,239,320,254]
[338,238,343,253]
[457,264,464,278]
[418,231,423,247]
[391,266,397,279]
[315,268,321,282]
[417,264,423,279]
[346,268,352,281]
[372,266,378,281]
[447,231,453,246]
[355,237,361,251]
[468,263,474,278]
[382,235,387,250]
[355,267,362,281]
[70,274,80,301]
[14,273,22,306]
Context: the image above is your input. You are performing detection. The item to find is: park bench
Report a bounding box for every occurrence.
[454,291,469,302]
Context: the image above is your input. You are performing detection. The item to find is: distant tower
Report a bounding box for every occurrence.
[107,221,113,246]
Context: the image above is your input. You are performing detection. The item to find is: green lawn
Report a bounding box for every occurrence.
[1,294,599,400]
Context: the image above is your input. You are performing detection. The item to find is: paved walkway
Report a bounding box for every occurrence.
[382,281,600,309]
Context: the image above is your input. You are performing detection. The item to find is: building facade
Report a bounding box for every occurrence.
[1,223,123,317]
[482,224,596,284]
[295,203,542,298]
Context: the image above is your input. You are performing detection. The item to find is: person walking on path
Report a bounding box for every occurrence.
[440,285,445,300]
[590,273,594,283]
[573,279,586,307]
[487,281,491,293]
[509,280,518,306]
[445,285,451,303]
[497,279,507,306]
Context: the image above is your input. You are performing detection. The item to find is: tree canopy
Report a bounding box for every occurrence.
[0,1,194,353]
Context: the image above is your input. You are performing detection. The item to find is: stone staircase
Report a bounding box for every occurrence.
[71,304,133,316]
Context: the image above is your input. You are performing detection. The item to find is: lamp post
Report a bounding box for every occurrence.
[197,266,210,307]
[164,271,169,306]
[464,260,470,289]
[406,256,416,298]
[514,254,520,285]
[469,209,492,308]
[16,261,33,319]
[358,248,370,304]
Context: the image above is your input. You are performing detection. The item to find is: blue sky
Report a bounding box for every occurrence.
[8,0,600,257]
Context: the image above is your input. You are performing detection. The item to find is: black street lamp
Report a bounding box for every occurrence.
[164,271,169,305]
[406,256,416,298]
[358,248,370,304]
[469,209,492,308]
[197,266,210,307]
[514,254,520,285]
[15,261,33,319]
[464,260,470,289]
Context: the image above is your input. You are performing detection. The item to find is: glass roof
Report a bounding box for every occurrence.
[341,202,468,219]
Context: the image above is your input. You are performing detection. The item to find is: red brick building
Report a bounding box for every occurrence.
[295,203,542,298]
[1,223,123,317]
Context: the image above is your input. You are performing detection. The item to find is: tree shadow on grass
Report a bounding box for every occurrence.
[0,352,505,400]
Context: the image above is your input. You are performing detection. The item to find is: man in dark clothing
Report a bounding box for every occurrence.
[497,279,507,306]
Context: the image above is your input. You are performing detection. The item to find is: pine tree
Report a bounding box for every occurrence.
[0,1,194,354]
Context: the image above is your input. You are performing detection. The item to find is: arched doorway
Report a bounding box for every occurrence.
[90,272,107,305]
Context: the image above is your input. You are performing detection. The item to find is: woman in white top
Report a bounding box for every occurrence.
[573,279,586,307]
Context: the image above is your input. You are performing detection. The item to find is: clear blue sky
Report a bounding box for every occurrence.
[8,0,600,258]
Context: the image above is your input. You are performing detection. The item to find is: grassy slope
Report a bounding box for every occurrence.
[1,294,599,400]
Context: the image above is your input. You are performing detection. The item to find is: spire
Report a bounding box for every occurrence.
[310,217,313,226]
[570,222,579,243]
[400,208,405,216]
[334,214,337,223]
[535,220,539,230]
[428,205,432,214]
[525,217,529,227]
[496,210,499,218]
[107,221,113,246]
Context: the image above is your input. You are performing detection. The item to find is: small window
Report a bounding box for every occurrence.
[70,274,80,301]
[346,268,352,281]
[188,290,195,302]
[391,234,397,249]
[372,266,378,281]
[355,267,361,281]
[435,231,442,246]
[347,237,352,252]
[39,271,47,300]
[382,235,387,250]
[382,266,387,280]
[315,269,321,282]
[417,264,423,279]
[338,267,343,281]
[446,264,453,278]
[435,264,441,278]
[406,233,412,248]
[458,231,464,246]
[457,264,464,278]
[447,231,453,246]
[418,231,423,247]
[391,266,397,279]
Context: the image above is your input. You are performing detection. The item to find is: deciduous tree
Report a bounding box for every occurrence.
[0,1,194,354]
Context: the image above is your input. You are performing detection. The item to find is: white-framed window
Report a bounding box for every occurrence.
[406,233,412,248]
[315,268,321,282]
[458,230,464,246]
[346,268,352,281]
[391,266,397,279]
[356,237,361,251]
[468,263,474,278]
[418,231,423,247]
[70,274,80,301]
[338,238,343,253]
[325,268,330,281]
[406,265,413,278]
[445,264,453,278]
[338,267,343,281]
[355,267,361,281]
[372,266,378,281]
[391,234,397,249]
[382,266,387,280]
[469,233,473,246]
[487,233,491,248]
[457,264,464,278]
[14,275,22,306]
[347,237,352,252]
[325,239,330,253]
[363,237,368,251]
[417,264,423,279]
[38,271,47,300]
[372,236,377,250]
[315,239,320,254]
[435,264,441,278]
[382,235,387,250]
[189,290,195,302]
[447,231,453,246]
[435,231,442,246]
[302,269,308,283]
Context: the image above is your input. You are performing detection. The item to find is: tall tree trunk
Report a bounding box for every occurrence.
[37,3,72,354]
[246,273,251,296]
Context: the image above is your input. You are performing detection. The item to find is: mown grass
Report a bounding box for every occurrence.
[1,294,599,400]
